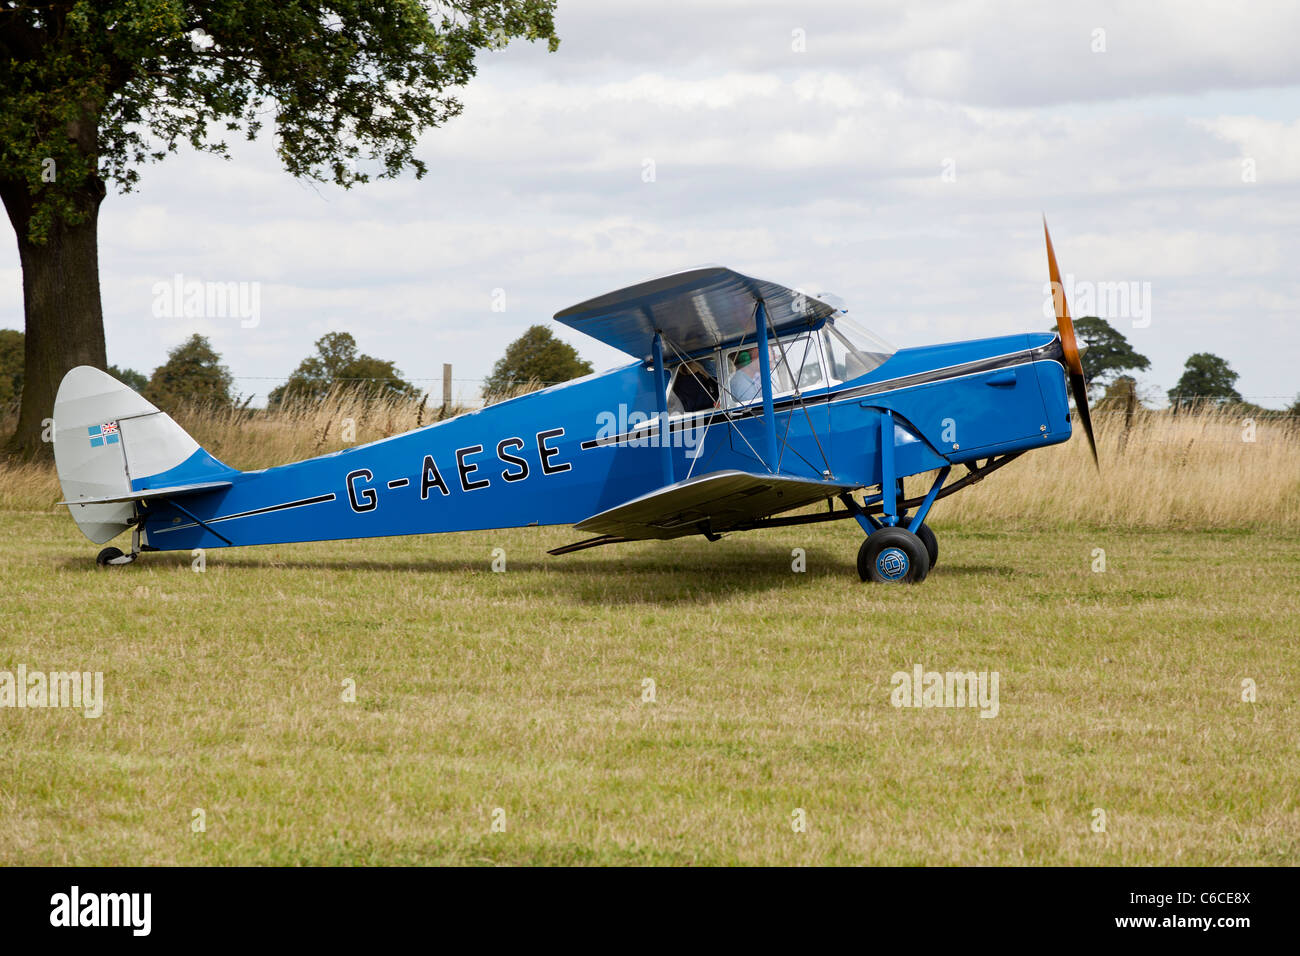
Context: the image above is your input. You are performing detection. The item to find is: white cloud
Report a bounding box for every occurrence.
[1,0,1297,406]
[1195,116,1300,182]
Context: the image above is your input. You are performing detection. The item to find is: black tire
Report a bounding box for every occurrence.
[857,527,931,583]
[96,546,125,567]
[915,523,938,569]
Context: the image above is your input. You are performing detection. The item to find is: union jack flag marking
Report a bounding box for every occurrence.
[88,422,120,448]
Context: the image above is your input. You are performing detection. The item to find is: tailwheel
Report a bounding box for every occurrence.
[857,526,931,583]
[96,546,137,568]
[97,525,142,568]
[915,523,938,569]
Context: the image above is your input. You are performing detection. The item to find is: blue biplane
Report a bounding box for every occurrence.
[54,222,1095,583]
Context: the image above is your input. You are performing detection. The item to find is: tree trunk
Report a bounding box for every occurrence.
[1,178,108,459]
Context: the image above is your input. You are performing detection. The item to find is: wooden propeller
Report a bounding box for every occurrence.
[1044,218,1099,468]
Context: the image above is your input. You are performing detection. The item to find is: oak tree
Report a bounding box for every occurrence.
[268,331,415,406]
[1167,352,1243,408]
[0,0,559,454]
[482,324,592,400]
[143,332,233,409]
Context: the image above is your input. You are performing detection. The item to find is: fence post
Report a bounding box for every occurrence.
[1120,378,1136,454]
[440,363,452,420]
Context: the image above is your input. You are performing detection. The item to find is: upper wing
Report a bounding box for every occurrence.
[553,266,843,361]
[571,469,858,541]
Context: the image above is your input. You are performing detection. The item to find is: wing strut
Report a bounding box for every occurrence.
[650,329,674,487]
[765,305,833,479]
[754,300,779,470]
[659,331,771,473]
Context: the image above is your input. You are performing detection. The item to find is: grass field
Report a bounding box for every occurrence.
[2,507,1296,865]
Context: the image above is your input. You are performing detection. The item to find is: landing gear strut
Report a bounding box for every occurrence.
[845,409,950,584]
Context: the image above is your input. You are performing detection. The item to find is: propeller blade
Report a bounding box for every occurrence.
[1043,217,1098,468]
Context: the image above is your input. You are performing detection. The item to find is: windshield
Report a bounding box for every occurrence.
[822,315,895,381]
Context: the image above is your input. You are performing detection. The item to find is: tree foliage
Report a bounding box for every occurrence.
[1048,316,1150,386]
[107,364,148,392]
[0,329,23,405]
[1167,352,1242,408]
[144,333,234,408]
[0,329,146,402]
[268,331,416,406]
[0,0,561,242]
[0,0,559,455]
[482,325,593,399]
[1094,374,1140,412]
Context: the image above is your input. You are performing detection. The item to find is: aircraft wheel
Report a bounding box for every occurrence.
[96,547,135,567]
[857,527,931,584]
[916,523,938,569]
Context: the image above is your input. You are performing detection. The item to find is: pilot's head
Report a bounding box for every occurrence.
[734,348,756,373]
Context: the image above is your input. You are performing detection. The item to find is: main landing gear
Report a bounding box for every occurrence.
[842,482,945,583]
[857,526,931,583]
[852,522,939,583]
[845,409,949,585]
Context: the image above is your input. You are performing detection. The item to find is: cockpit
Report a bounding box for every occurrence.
[665,315,895,415]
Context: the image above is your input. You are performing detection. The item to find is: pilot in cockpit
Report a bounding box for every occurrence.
[728,348,761,404]
[667,360,718,414]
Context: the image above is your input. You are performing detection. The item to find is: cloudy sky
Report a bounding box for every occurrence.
[3,0,1298,406]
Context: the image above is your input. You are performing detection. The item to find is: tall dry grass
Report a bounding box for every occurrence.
[0,385,464,510]
[0,381,547,511]
[172,386,468,472]
[925,405,1300,529]
[2,396,1297,529]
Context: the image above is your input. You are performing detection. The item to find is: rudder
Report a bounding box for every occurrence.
[54,366,237,544]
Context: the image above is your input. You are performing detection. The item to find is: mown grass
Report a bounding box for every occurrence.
[1,396,1296,864]
[1,512,1296,865]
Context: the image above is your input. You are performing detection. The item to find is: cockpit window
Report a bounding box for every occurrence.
[706,316,895,410]
[770,332,826,394]
[722,347,762,406]
[720,333,826,409]
[667,358,719,415]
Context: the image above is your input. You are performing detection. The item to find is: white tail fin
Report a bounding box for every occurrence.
[54,366,236,543]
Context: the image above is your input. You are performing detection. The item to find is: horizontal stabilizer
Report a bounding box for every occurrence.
[572,469,858,541]
[59,480,233,507]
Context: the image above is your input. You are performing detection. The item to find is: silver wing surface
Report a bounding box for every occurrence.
[572,469,858,541]
[553,266,843,361]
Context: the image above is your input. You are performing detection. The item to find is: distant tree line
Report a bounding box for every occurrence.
[1053,316,1297,415]
[0,319,1293,415]
[0,323,596,412]
[267,332,417,407]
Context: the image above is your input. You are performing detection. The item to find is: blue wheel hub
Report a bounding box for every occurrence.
[876,547,909,580]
